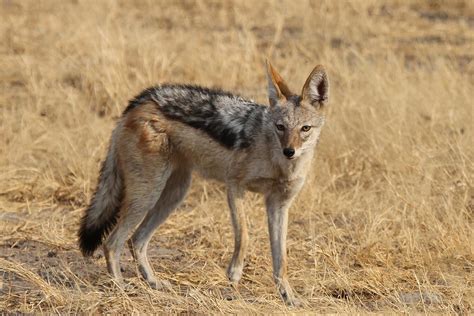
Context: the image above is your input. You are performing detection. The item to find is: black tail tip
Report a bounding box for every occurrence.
[78,224,103,257]
[78,205,119,256]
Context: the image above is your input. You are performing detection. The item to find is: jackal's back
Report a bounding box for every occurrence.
[125,84,268,149]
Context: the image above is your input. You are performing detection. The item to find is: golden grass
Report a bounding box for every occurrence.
[1,0,473,313]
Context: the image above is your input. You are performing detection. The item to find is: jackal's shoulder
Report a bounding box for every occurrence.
[123,84,269,150]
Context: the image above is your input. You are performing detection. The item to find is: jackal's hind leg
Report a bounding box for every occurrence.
[128,168,191,289]
[103,149,172,286]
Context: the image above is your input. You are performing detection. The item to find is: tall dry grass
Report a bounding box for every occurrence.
[0,0,472,313]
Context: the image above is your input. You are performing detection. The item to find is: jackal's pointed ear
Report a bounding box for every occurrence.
[266,60,292,107]
[301,65,329,108]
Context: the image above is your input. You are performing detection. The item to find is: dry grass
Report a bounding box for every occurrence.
[0,0,473,313]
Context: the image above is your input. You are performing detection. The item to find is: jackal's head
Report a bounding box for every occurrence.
[266,60,329,160]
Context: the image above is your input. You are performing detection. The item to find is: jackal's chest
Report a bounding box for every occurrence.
[244,175,305,196]
[227,154,307,194]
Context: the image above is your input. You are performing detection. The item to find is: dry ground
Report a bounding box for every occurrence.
[0,0,473,313]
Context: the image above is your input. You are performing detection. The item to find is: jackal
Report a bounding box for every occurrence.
[78,61,329,305]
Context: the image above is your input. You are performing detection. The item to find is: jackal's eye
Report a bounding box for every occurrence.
[301,125,311,132]
[276,124,285,131]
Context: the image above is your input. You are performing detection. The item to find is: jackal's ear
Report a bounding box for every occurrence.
[266,60,293,107]
[301,65,329,108]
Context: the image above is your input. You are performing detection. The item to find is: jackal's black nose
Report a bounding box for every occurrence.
[283,148,295,158]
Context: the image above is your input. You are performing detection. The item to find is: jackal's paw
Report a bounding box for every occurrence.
[106,278,135,292]
[282,294,302,308]
[226,264,243,284]
[277,282,302,307]
[147,278,171,291]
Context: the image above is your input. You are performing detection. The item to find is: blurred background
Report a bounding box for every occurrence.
[0,0,472,313]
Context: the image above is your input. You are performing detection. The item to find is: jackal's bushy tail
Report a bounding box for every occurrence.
[78,133,123,256]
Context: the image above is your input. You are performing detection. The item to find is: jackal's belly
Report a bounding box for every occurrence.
[191,155,231,182]
[168,127,236,182]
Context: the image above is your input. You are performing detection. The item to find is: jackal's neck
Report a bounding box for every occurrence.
[277,149,314,181]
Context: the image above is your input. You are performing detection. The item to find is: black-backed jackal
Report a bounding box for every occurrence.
[78,61,329,305]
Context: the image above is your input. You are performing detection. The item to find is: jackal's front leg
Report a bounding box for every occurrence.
[226,186,249,284]
[266,193,299,306]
